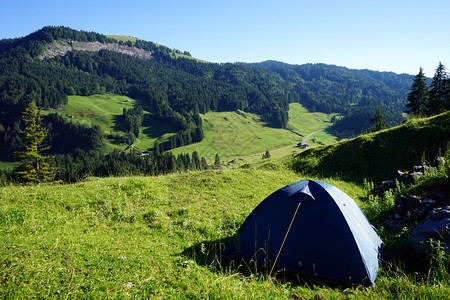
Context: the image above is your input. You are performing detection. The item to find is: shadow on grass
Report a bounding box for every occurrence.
[112,114,126,132]
[141,113,176,140]
[180,237,353,290]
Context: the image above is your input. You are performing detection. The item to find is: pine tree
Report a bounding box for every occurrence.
[14,102,56,184]
[405,67,429,117]
[214,153,221,168]
[153,140,161,156]
[191,151,201,170]
[429,62,448,114]
[446,77,450,111]
[262,150,271,159]
[369,107,386,132]
[201,157,208,170]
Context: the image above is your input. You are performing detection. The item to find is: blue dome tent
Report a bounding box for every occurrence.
[225,179,383,286]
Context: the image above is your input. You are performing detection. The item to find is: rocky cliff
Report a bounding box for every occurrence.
[38,40,153,60]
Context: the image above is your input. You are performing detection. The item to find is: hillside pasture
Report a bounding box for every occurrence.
[171,103,339,161]
[1,167,448,299]
[44,94,176,151]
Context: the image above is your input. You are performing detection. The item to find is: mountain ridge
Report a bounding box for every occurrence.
[0,26,419,178]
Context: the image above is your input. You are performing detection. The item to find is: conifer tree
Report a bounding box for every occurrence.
[446,77,450,111]
[191,151,201,170]
[201,157,208,170]
[214,153,221,168]
[369,107,386,132]
[429,62,448,114]
[405,67,429,117]
[14,102,56,184]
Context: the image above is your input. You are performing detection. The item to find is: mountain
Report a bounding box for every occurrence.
[0,26,417,181]
[253,60,414,135]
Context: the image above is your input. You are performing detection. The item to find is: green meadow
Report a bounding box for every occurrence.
[44,94,176,152]
[2,95,338,170]
[106,35,139,44]
[1,110,449,298]
[43,96,338,161]
[1,166,448,299]
[171,103,339,160]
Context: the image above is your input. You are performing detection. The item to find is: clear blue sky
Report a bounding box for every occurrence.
[1,0,449,75]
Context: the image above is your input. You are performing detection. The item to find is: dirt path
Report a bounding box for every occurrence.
[301,127,327,144]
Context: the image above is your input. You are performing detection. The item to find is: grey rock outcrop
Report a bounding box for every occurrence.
[410,206,450,251]
[38,40,153,61]
[375,157,449,251]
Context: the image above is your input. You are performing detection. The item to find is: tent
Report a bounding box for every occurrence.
[225,179,383,286]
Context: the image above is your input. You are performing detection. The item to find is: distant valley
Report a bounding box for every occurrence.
[0,25,422,182]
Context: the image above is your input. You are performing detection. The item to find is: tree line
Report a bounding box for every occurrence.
[0,27,295,166]
[1,26,433,184]
[253,61,414,137]
[1,26,416,157]
[405,63,450,117]
[0,101,211,185]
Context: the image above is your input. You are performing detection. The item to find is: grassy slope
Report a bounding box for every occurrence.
[44,94,176,152]
[292,111,450,184]
[106,35,139,44]
[171,103,338,160]
[43,97,337,162]
[1,167,448,299]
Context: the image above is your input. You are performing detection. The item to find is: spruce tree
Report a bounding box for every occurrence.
[191,151,201,170]
[429,62,448,114]
[369,107,386,132]
[14,102,56,184]
[201,157,208,170]
[214,153,221,168]
[405,67,429,117]
[262,150,271,159]
[446,77,450,111]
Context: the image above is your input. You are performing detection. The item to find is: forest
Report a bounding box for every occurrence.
[1,26,446,184]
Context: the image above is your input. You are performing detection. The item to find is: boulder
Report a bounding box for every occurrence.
[410,206,450,251]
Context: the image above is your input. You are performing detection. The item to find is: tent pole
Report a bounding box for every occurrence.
[269,202,301,277]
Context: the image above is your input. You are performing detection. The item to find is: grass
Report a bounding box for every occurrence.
[54,94,133,130]
[6,97,336,169]
[285,103,337,136]
[1,166,448,299]
[2,96,337,170]
[43,94,176,152]
[171,103,338,160]
[106,35,139,44]
[292,111,450,184]
[41,96,336,160]
[0,155,18,171]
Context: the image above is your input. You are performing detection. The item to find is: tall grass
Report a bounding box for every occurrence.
[1,165,449,298]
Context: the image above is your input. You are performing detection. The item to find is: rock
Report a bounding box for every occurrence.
[396,170,413,185]
[38,40,153,61]
[410,206,450,251]
[412,165,423,172]
[428,192,446,203]
[399,194,422,209]
[381,180,395,190]
[411,171,423,180]
[434,156,446,167]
